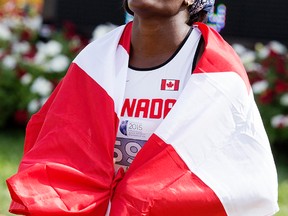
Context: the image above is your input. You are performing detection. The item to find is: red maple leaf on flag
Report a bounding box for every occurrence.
[167,82,174,88]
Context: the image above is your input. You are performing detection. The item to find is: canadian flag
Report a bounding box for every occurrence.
[6,22,279,216]
[161,79,180,91]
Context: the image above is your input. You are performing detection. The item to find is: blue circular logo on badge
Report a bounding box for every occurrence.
[119,120,128,136]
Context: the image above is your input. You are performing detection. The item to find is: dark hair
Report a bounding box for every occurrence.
[186,9,208,26]
[123,0,134,17]
[123,0,208,26]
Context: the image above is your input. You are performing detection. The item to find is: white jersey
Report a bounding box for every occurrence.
[114,28,202,170]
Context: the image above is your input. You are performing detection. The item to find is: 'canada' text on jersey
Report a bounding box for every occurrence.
[121,98,177,119]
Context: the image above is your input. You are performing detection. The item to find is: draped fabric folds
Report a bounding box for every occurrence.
[7,22,279,216]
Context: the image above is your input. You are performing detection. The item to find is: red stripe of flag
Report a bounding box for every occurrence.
[111,134,227,216]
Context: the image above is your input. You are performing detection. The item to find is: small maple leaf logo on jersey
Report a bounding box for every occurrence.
[167,82,174,88]
[161,79,180,91]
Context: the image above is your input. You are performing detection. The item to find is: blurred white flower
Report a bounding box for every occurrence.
[2,16,22,29]
[46,54,70,73]
[252,80,269,94]
[0,23,12,41]
[70,36,82,50]
[245,62,262,72]
[271,115,288,128]
[46,40,63,56]
[240,50,256,65]
[269,41,287,55]
[28,97,49,114]
[280,93,288,106]
[2,55,17,69]
[37,40,63,57]
[23,15,43,31]
[255,43,270,60]
[33,51,46,65]
[30,77,53,96]
[28,99,40,113]
[20,73,33,85]
[12,41,31,54]
[91,23,118,41]
[232,43,248,56]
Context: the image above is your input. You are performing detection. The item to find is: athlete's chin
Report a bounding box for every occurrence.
[128,0,155,8]
[128,0,167,17]
[132,9,177,21]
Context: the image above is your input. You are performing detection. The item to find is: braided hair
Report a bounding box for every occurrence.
[123,0,209,26]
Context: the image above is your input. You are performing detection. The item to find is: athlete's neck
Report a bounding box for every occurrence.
[129,15,191,69]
